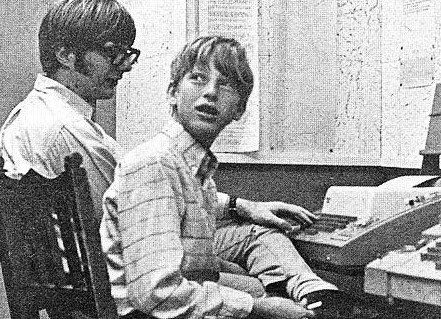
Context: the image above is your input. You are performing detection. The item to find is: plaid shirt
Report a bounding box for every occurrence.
[100,120,253,318]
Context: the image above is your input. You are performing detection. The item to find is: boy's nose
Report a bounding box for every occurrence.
[203,81,219,100]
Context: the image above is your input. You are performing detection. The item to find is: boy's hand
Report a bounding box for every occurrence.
[236,198,317,233]
[250,297,315,319]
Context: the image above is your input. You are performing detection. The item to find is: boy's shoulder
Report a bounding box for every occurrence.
[119,133,175,175]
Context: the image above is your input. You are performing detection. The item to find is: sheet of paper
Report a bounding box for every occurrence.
[381,0,437,168]
[199,0,260,152]
[400,0,435,88]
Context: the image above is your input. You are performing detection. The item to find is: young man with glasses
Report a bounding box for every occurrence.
[0,0,140,220]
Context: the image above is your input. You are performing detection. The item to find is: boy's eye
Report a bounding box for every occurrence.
[189,72,208,83]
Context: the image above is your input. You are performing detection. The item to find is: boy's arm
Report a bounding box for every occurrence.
[217,193,317,234]
[236,198,317,233]
[118,158,253,318]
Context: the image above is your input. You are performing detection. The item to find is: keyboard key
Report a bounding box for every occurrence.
[421,251,441,262]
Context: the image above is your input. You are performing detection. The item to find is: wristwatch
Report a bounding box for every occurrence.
[228,195,238,218]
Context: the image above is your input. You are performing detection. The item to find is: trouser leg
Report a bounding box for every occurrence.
[218,272,266,298]
[214,222,337,300]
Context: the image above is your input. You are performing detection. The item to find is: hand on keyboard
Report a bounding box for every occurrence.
[236,198,318,233]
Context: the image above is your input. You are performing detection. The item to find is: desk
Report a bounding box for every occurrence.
[315,264,441,318]
[365,225,441,308]
[365,246,441,305]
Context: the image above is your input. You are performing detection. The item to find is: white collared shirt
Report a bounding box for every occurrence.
[0,74,119,220]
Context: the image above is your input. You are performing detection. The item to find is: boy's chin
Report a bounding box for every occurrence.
[190,123,222,136]
[191,129,220,147]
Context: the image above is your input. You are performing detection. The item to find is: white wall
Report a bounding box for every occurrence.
[0,0,52,128]
[116,0,187,153]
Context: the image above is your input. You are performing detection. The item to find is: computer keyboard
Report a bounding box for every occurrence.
[293,183,441,267]
[304,214,357,235]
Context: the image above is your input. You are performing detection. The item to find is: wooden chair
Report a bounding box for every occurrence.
[0,153,118,319]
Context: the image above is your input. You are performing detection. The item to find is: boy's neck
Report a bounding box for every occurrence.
[171,115,216,150]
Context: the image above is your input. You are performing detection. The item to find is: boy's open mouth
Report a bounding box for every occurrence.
[196,104,219,117]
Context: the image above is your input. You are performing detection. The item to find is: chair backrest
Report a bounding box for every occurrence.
[0,153,118,319]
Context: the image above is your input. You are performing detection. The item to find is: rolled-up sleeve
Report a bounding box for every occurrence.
[117,156,253,319]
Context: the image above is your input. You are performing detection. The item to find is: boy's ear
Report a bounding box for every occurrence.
[232,103,246,121]
[167,83,178,105]
[168,95,177,107]
[55,46,76,70]
[167,82,177,96]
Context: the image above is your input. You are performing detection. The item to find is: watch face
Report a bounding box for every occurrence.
[228,196,239,218]
[229,196,237,209]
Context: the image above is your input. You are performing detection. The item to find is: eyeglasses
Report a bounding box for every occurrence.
[98,42,141,66]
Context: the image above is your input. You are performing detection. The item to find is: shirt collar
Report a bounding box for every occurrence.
[33,74,94,120]
[162,119,218,181]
